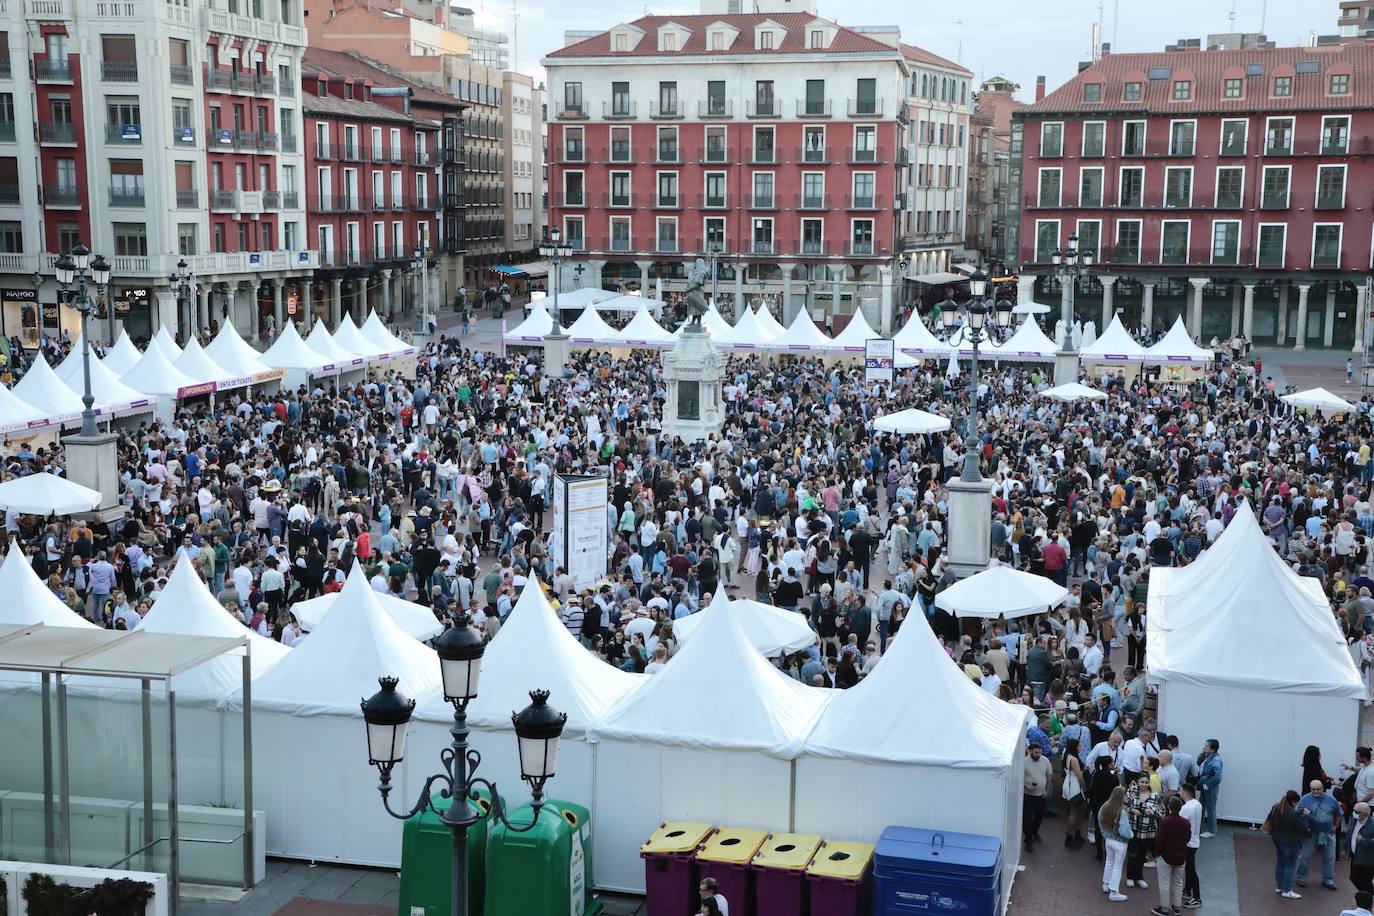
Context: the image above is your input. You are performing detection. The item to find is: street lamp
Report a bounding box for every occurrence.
[538,226,574,335]
[53,243,111,437]
[1050,234,1094,372]
[413,246,429,333]
[939,267,1013,483]
[361,615,566,916]
[168,258,194,344]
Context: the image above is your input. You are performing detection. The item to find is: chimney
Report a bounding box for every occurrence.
[1035,75,1046,101]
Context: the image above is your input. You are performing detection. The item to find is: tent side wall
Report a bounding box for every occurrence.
[1158,680,1360,823]
[591,741,793,893]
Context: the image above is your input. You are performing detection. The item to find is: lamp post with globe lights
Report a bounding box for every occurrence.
[538,227,573,377]
[1050,234,1094,384]
[53,243,112,438]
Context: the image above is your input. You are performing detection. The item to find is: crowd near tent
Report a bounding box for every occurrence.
[0,540,97,629]
[1147,501,1366,823]
[261,323,337,388]
[13,353,86,425]
[56,339,158,418]
[503,299,555,344]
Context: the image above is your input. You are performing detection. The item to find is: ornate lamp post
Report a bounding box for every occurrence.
[939,269,1014,483]
[538,227,573,377]
[412,246,430,334]
[168,258,194,344]
[1050,234,1094,384]
[54,243,112,437]
[361,616,566,916]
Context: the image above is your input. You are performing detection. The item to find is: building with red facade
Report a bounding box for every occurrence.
[1013,41,1374,350]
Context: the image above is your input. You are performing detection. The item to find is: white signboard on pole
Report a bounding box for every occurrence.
[554,474,608,590]
[865,338,895,384]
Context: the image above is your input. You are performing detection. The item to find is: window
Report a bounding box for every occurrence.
[1220,119,1247,155]
[1172,80,1191,101]
[751,217,773,254]
[1160,220,1189,264]
[1033,220,1059,263]
[563,82,582,113]
[1082,121,1106,157]
[656,172,677,206]
[1082,83,1102,103]
[563,127,584,161]
[851,172,875,208]
[1273,75,1292,97]
[706,80,727,116]
[850,219,874,255]
[753,126,774,163]
[1210,221,1240,265]
[177,223,197,256]
[655,218,677,252]
[1257,224,1286,267]
[803,126,825,162]
[563,217,583,249]
[1223,78,1242,99]
[1122,81,1142,102]
[1114,220,1141,264]
[1215,167,1244,208]
[1316,165,1346,208]
[657,126,679,162]
[704,217,725,251]
[1122,120,1145,156]
[1079,168,1103,208]
[1261,166,1290,208]
[710,31,725,51]
[1165,167,1192,208]
[705,172,727,208]
[758,30,773,50]
[804,79,826,116]
[610,171,631,207]
[800,218,823,254]
[809,29,824,49]
[852,125,876,161]
[0,221,22,253]
[113,222,147,256]
[752,172,774,207]
[660,31,676,51]
[658,81,678,117]
[854,78,877,115]
[754,80,775,116]
[1265,117,1293,155]
[1075,220,1100,259]
[801,172,824,208]
[1169,120,1195,156]
[1331,73,1350,95]
[563,171,584,206]
[1037,168,1062,207]
[613,32,627,52]
[1322,116,1350,155]
[1040,121,1063,157]
[1313,224,1341,268]
[609,217,631,251]
[1118,167,1143,208]
[611,81,630,117]
[704,126,727,162]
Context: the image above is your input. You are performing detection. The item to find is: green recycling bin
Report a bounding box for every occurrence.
[397,787,501,916]
[485,799,602,916]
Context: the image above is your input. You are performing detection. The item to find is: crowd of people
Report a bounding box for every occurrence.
[6,304,1374,913]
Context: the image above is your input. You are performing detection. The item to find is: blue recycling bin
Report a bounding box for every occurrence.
[872,827,1002,916]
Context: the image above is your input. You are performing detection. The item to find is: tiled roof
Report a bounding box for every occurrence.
[1026,42,1374,115]
[900,42,972,76]
[301,90,439,128]
[545,13,899,59]
[302,47,464,111]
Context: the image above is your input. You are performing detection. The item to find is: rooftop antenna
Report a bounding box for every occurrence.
[953,19,963,63]
[511,0,518,69]
[1112,0,1119,50]
[1259,0,1267,33]
[1095,0,1104,58]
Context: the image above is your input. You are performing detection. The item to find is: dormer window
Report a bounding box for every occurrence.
[759,30,774,49]
[710,31,725,50]
[1273,75,1292,96]
[1172,79,1191,101]
[614,32,628,51]
[1082,83,1102,103]
[1331,73,1350,95]
[662,32,676,50]
[809,29,823,48]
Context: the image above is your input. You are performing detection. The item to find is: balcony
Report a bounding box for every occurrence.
[556,106,588,121]
[283,191,299,209]
[105,123,142,144]
[602,192,637,209]
[0,59,10,79]
[369,193,386,212]
[34,58,71,81]
[207,128,258,152]
[280,80,295,99]
[108,186,145,207]
[601,147,634,165]
[1219,139,1247,157]
[845,193,882,210]
[750,194,778,210]
[608,234,634,253]
[281,134,297,153]
[262,190,281,210]
[1257,247,1284,268]
[415,150,431,166]
[847,98,883,117]
[256,73,276,94]
[342,144,361,161]
[846,240,877,256]
[43,184,80,206]
[210,189,237,211]
[1265,139,1293,156]
[314,140,333,160]
[698,193,732,210]
[796,193,830,210]
[846,146,882,164]
[175,189,198,208]
[798,145,832,164]
[698,99,733,119]
[797,239,829,256]
[555,193,587,208]
[654,237,679,254]
[100,60,138,82]
[556,149,586,164]
[0,122,15,142]
[654,147,681,165]
[171,125,197,146]
[750,148,777,165]
[797,98,832,118]
[205,69,232,91]
[259,131,279,151]
[751,240,776,255]
[697,146,731,165]
[747,99,780,118]
[0,185,19,206]
[603,101,637,120]
[650,101,682,119]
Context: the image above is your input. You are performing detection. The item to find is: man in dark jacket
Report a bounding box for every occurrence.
[1351,802,1374,894]
[1153,796,1191,915]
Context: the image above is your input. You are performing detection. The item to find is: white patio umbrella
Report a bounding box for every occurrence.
[1040,382,1108,403]
[872,408,951,436]
[934,566,1069,619]
[0,473,101,515]
[1012,302,1052,315]
[1282,387,1355,415]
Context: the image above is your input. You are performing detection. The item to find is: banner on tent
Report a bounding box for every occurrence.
[177,382,216,399]
[253,369,286,384]
[865,338,895,383]
[554,474,608,591]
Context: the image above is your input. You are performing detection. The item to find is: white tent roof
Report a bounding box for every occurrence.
[934,566,1069,619]
[872,408,951,436]
[767,309,834,352]
[754,305,786,339]
[1041,381,1108,402]
[0,540,96,628]
[261,322,336,375]
[149,326,183,361]
[891,316,952,357]
[1144,316,1213,365]
[593,293,664,314]
[802,612,1030,770]
[291,572,444,640]
[504,299,554,343]
[1147,501,1365,700]
[139,551,289,695]
[591,596,832,756]
[361,311,416,356]
[174,339,237,389]
[997,319,1059,361]
[700,303,734,338]
[13,353,85,424]
[100,331,143,376]
[332,314,391,363]
[1079,315,1147,362]
[55,343,157,416]
[1282,387,1355,415]
[122,343,199,398]
[0,381,48,433]
[672,590,817,657]
[828,310,878,353]
[565,305,621,345]
[238,563,441,714]
[206,321,277,380]
[306,323,366,368]
[713,307,775,350]
[415,583,641,736]
[616,305,675,348]
[548,287,616,310]
[0,472,100,515]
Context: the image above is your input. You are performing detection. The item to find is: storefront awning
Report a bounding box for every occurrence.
[910,271,967,285]
[490,265,527,277]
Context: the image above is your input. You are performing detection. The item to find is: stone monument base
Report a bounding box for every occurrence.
[945,476,995,579]
[1054,349,1080,386]
[543,332,570,378]
[65,431,126,520]
[661,325,725,443]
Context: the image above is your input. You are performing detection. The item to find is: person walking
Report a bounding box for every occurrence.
[1153,795,1190,916]
[1023,742,1053,852]
[1100,785,1133,902]
[1351,802,1374,894]
[1295,778,1342,890]
[1179,783,1203,908]
[1062,736,1088,848]
[1198,739,1223,838]
[1264,789,1310,899]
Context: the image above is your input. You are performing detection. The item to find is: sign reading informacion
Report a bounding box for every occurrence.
[553,474,608,591]
[865,338,895,384]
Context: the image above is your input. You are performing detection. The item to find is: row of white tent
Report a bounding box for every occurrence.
[0,547,1027,905]
[505,297,1213,366]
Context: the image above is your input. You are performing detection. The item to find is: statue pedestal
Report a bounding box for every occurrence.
[543,331,570,378]
[1054,349,1080,385]
[66,431,126,520]
[661,324,725,443]
[945,475,995,578]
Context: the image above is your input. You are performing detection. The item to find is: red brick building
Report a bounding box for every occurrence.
[1013,42,1374,350]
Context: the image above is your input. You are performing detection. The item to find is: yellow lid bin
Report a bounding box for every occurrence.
[806,840,876,916]
[697,827,768,865]
[750,833,823,916]
[807,840,875,881]
[641,821,715,856]
[752,833,823,872]
[641,822,715,916]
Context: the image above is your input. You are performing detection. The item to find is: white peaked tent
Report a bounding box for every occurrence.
[100,331,143,375]
[767,309,833,352]
[174,338,237,390]
[616,304,675,348]
[548,287,616,311]
[594,293,665,314]
[122,346,197,420]
[1079,315,1147,363]
[700,302,734,338]
[291,566,444,640]
[1145,316,1213,365]
[234,563,441,865]
[12,352,85,424]
[148,326,183,361]
[1041,381,1108,402]
[1283,387,1356,415]
[934,565,1069,618]
[671,589,817,656]
[1147,501,1365,822]
[139,551,289,696]
[0,473,100,515]
[55,340,156,417]
[361,311,416,355]
[891,315,953,358]
[754,304,786,339]
[503,299,554,343]
[1081,320,1098,347]
[207,320,278,381]
[828,309,878,354]
[873,408,951,436]
[564,304,620,346]
[795,612,1031,909]
[589,602,833,892]
[713,306,775,350]
[332,314,391,363]
[306,323,366,371]
[0,540,96,628]
[0,383,48,433]
[997,318,1059,362]
[261,322,336,388]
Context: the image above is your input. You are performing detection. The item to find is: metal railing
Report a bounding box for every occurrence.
[650,101,682,119]
[210,189,237,210]
[0,122,15,142]
[797,98,832,118]
[603,101,637,119]
[108,186,145,206]
[845,193,881,210]
[747,99,779,118]
[847,98,883,117]
[603,192,637,208]
[35,58,71,81]
[101,60,138,81]
[698,99,733,118]
[750,148,777,164]
[697,146,731,164]
[281,134,297,153]
[175,189,198,208]
[798,145,831,164]
[282,191,299,209]
[262,190,281,209]
[105,123,142,143]
[0,185,19,206]
[43,184,80,205]
[750,194,777,209]
[796,193,830,210]
[169,63,193,85]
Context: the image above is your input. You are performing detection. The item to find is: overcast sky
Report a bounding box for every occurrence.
[472,0,1328,97]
